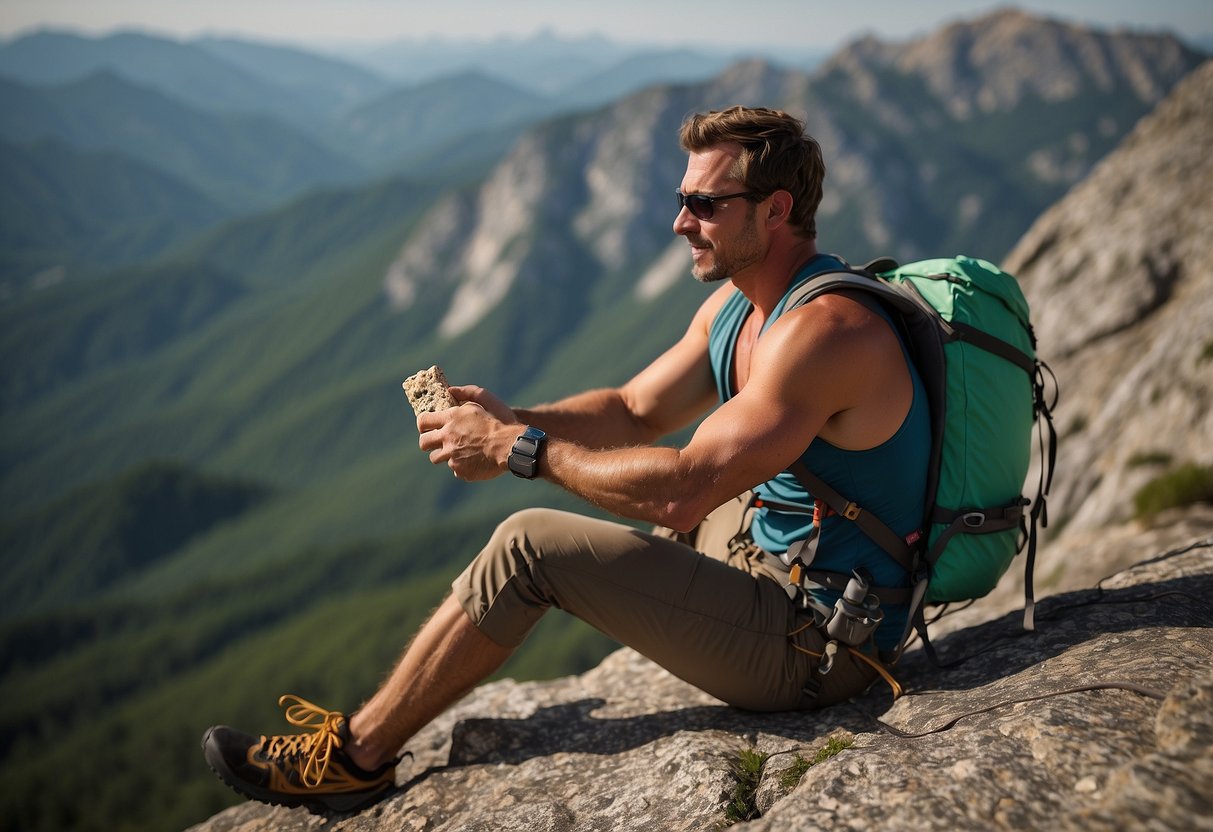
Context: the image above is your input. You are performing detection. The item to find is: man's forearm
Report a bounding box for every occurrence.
[514,388,660,450]
[539,438,709,532]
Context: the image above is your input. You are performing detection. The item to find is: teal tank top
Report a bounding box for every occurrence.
[707,254,930,649]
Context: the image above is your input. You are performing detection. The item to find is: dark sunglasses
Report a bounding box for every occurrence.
[675,189,760,221]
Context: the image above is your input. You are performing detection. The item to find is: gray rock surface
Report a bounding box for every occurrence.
[189,537,1213,832]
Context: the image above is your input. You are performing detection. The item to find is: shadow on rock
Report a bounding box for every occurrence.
[440,697,879,769]
[898,568,1213,694]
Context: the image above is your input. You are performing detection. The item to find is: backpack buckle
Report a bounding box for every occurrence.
[842,502,862,521]
[961,511,987,528]
[789,561,804,586]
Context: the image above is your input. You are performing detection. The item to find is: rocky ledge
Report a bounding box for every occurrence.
[190,530,1213,832]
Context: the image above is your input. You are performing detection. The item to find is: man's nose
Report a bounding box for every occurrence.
[673,205,698,236]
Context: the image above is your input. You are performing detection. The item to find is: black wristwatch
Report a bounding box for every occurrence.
[508,426,546,479]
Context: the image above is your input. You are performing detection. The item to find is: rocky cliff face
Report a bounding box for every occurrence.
[381,61,783,337]
[1004,59,1213,557]
[842,8,1196,119]
[188,59,1213,832]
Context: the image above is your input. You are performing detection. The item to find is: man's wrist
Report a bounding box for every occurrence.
[507,426,546,479]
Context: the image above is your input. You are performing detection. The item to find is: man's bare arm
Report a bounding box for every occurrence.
[488,284,733,448]
[535,294,911,529]
[420,293,909,531]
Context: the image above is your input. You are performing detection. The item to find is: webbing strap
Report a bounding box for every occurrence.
[798,568,914,606]
[1023,516,1039,632]
[914,610,946,667]
[948,321,1035,375]
[788,459,916,573]
[927,498,1030,566]
[786,525,821,568]
[1023,359,1060,632]
[930,501,1026,528]
[888,577,930,665]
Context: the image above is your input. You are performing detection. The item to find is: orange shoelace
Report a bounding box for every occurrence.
[262,695,346,788]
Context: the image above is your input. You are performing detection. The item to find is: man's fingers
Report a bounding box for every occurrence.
[416,410,446,434]
[449,386,514,423]
[447,385,480,402]
[419,422,446,463]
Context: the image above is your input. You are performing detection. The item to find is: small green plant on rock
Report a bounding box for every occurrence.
[1133,462,1213,522]
[723,747,769,825]
[779,755,813,791]
[779,735,855,791]
[1127,450,1173,468]
[721,735,856,826]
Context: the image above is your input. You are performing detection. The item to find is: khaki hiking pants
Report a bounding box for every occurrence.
[452,495,878,710]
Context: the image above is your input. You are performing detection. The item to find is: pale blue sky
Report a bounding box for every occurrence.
[1,0,1209,49]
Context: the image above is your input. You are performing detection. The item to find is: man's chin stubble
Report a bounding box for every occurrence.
[693,268,729,284]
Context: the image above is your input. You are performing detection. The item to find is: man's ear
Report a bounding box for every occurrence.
[766,190,793,229]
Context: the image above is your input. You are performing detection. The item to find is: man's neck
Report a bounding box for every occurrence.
[733,238,821,316]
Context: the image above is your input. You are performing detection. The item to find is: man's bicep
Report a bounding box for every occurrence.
[674,310,855,508]
[679,380,828,507]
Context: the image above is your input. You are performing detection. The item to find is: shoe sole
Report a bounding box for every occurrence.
[201,727,391,814]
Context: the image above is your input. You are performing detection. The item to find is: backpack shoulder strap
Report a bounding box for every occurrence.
[786,457,916,572]
[784,269,917,316]
[780,266,933,573]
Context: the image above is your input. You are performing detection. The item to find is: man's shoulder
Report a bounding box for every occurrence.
[783,289,893,337]
[762,290,905,386]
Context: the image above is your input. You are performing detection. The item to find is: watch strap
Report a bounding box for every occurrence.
[508,426,545,479]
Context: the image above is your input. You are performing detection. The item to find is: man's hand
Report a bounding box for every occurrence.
[416,392,520,481]
[448,385,515,423]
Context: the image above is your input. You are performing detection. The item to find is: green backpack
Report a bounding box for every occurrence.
[782,255,1058,661]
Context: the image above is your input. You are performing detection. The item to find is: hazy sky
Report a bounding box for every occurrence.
[1,0,1209,50]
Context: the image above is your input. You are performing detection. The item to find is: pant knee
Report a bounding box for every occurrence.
[453,508,572,646]
[489,507,558,547]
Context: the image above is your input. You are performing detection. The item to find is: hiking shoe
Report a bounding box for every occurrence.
[202,694,396,813]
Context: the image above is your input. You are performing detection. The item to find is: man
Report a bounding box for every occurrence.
[202,106,929,812]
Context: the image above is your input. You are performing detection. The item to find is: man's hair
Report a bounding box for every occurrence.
[679,106,825,239]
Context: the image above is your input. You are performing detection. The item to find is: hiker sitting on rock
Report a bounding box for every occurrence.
[203,105,930,812]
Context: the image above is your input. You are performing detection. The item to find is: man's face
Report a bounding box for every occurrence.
[674,145,764,284]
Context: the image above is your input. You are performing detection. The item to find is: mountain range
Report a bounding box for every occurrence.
[0,9,1209,832]
[325,28,806,97]
[0,69,363,211]
[0,30,749,287]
